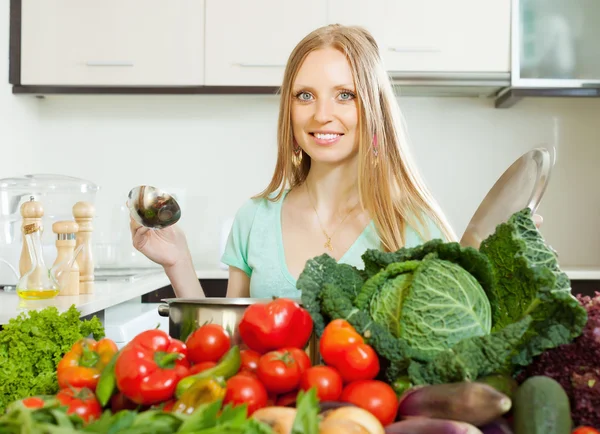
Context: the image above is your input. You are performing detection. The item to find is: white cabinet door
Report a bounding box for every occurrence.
[20,0,205,86]
[328,0,511,73]
[205,0,328,86]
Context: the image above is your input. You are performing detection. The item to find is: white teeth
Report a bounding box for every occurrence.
[314,133,340,140]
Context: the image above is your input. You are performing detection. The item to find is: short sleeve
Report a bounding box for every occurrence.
[220,199,260,277]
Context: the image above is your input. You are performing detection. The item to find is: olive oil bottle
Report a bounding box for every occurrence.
[16,223,60,300]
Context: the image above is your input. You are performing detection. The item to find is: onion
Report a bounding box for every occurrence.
[322,406,385,434]
[319,418,370,434]
[251,406,297,434]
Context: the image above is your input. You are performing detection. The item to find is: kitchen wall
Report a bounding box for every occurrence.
[2,3,599,271]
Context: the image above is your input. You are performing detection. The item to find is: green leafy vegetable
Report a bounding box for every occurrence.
[292,388,319,434]
[298,207,587,387]
[0,305,105,413]
[480,207,588,366]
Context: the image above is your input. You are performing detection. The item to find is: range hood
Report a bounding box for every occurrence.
[389,72,511,98]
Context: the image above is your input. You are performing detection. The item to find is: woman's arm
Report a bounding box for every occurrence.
[226,266,251,298]
[163,252,205,298]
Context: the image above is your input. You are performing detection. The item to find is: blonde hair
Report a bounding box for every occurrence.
[257,24,457,251]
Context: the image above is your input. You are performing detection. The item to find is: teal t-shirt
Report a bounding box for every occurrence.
[221,190,444,299]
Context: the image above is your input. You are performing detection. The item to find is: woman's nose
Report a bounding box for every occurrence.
[313,99,334,123]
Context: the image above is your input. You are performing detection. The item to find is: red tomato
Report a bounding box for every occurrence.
[281,347,311,374]
[573,428,600,434]
[56,387,103,424]
[300,366,343,401]
[240,349,261,374]
[189,361,217,375]
[336,343,379,383]
[224,374,268,416]
[185,324,231,364]
[257,350,302,394]
[319,319,364,366]
[340,380,399,426]
[21,397,46,409]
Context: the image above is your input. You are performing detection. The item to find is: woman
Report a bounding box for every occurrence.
[130,24,456,299]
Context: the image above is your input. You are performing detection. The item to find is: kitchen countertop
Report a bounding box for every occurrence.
[0,268,229,325]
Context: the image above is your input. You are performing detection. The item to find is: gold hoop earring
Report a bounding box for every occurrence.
[292,142,303,167]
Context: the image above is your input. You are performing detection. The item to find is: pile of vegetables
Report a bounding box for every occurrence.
[2,206,600,433]
[0,305,104,413]
[298,207,588,390]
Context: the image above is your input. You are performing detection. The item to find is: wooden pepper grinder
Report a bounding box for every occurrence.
[73,201,95,294]
[19,196,44,278]
[52,221,80,296]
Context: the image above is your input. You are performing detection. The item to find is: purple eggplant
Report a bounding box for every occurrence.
[385,418,483,434]
[479,418,514,434]
[396,382,512,427]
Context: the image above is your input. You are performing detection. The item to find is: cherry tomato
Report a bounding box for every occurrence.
[240,349,261,374]
[224,374,268,416]
[21,397,46,409]
[189,361,217,375]
[56,387,103,424]
[319,319,364,366]
[340,380,399,426]
[257,350,302,394]
[281,347,311,374]
[573,428,600,434]
[300,366,343,401]
[185,324,231,364]
[336,343,379,383]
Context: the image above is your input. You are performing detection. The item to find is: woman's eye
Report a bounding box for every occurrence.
[296,91,313,101]
[339,92,355,101]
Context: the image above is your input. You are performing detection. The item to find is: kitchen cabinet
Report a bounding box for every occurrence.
[204,0,328,86]
[495,0,600,107]
[328,0,511,73]
[19,0,205,86]
[512,0,600,86]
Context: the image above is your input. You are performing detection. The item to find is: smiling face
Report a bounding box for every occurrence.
[291,47,359,165]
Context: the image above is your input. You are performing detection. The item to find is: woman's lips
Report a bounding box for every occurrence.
[310,132,343,146]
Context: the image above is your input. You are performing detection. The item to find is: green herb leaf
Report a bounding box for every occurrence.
[292,388,319,434]
[177,399,222,433]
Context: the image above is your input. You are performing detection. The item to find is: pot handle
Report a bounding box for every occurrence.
[157,304,170,317]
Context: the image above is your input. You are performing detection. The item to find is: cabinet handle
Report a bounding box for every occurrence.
[85,61,134,67]
[388,47,441,53]
[236,63,285,68]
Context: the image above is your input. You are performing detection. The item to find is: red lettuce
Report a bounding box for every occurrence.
[517,292,600,429]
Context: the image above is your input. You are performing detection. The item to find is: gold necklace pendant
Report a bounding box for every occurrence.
[306,182,357,254]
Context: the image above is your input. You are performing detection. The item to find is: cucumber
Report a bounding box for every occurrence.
[513,376,572,434]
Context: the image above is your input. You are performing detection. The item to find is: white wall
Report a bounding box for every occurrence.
[2,3,599,271]
[0,4,35,176]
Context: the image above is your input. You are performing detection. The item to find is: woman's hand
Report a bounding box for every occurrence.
[129,217,190,268]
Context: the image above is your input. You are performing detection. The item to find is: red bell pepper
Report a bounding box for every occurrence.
[57,337,118,391]
[239,298,313,353]
[114,329,190,405]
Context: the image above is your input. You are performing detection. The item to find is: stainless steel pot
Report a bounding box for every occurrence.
[158,297,320,365]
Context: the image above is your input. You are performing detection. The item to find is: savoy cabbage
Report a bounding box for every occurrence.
[297,208,587,385]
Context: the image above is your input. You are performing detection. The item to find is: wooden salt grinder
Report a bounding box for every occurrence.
[73,201,95,294]
[19,197,44,277]
[52,221,80,296]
